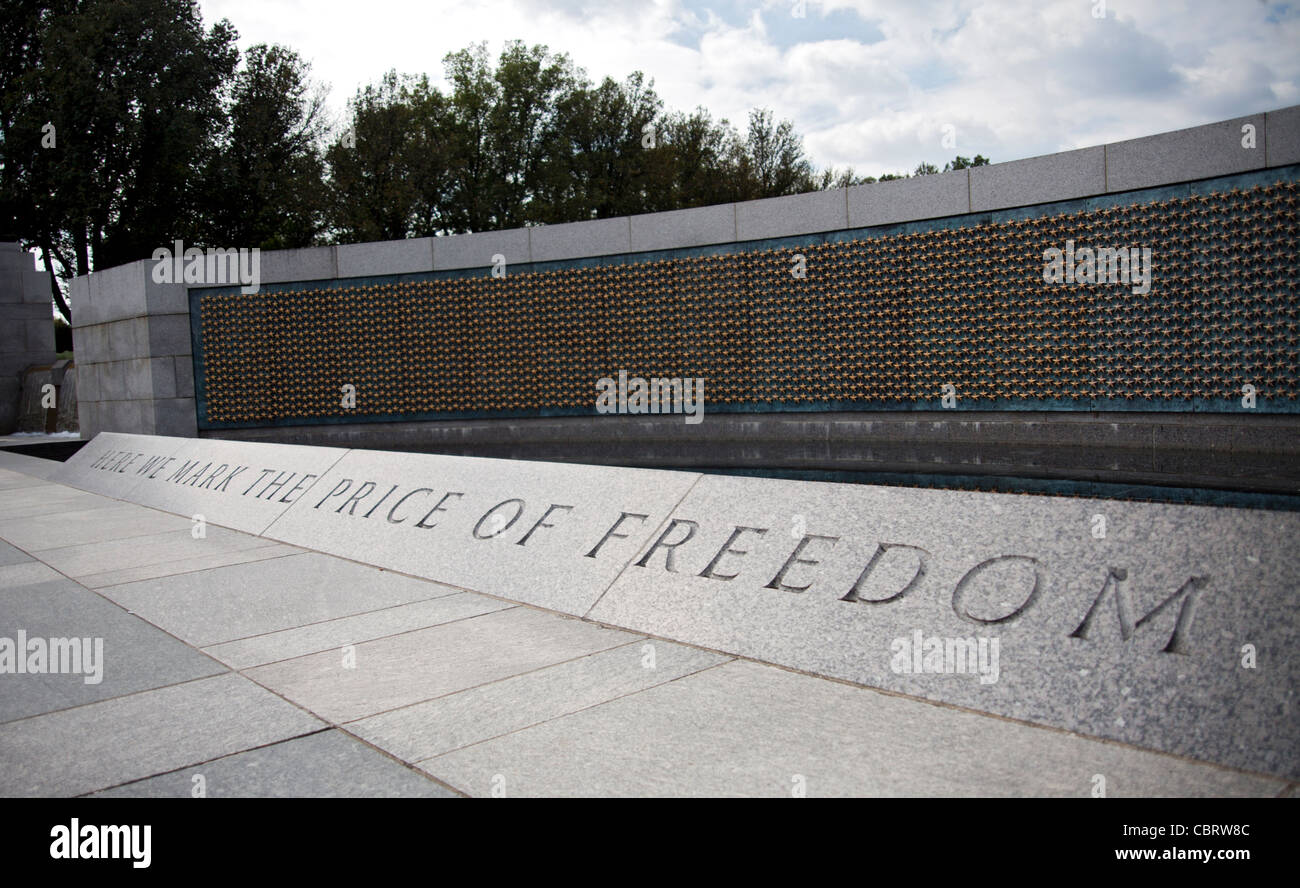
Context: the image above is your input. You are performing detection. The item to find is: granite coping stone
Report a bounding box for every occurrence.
[586,473,1300,780]
[529,216,631,262]
[970,146,1106,211]
[261,447,703,616]
[112,437,348,535]
[1106,113,1267,192]
[735,188,848,240]
[849,169,971,224]
[337,238,434,279]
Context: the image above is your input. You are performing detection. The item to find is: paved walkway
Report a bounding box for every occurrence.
[0,450,1291,797]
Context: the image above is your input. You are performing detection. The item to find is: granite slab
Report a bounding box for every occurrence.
[244,607,637,723]
[75,543,298,589]
[0,503,192,550]
[31,525,285,580]
[119,437,348,534]
[202,591,514,669]
[0,577,227,722]
[51,431,192,498]
[419,659,1283,797]
[90,730,456,798]
[0,672,325,796]
[350,639,730,762]
[95,552,463,647]
[586,474,1300,780]
[262,448,702,616]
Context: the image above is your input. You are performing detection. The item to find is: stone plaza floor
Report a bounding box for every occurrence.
[0,448,1292,798]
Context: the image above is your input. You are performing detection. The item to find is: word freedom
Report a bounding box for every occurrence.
[596,370,704,424]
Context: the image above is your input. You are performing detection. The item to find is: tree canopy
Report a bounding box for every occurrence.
[0,5,990,321]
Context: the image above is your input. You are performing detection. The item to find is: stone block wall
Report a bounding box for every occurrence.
[0,243,57,433]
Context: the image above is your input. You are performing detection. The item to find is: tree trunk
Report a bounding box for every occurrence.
[38,236,72,323]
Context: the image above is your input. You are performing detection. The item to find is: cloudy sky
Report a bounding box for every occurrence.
[198,0,1299,176]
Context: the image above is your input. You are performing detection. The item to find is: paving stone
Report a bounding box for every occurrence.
[419,659,1283,798]
[32,525,287,580]
[76,543,299,589]
[245,607,637,724]
[0,468,47,491]
[0,578,227,722]
[0,561,62,587]
[0,485,121,521]
[95,552,462,647]
[0,539,32,566]
[0,673,325,796]
[203,591,514,669]
[90,730,456,798]
[262,448,702,616]
[0,503,192,551]
[0,451,61,480]
[351,639,730,762]
[587,473,1300,780]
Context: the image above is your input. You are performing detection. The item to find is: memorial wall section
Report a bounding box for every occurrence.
[69,107,1300,496]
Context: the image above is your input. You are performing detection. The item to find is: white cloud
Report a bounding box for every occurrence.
[199,0,1300,175]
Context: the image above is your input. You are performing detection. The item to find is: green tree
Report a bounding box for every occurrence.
[541,71,664,222]
[201,43,329,250]
[324,72,429,242]
[728,108,815,200]
[1,0,238,320]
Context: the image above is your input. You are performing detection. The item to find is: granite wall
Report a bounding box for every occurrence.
[68,105,1300,493]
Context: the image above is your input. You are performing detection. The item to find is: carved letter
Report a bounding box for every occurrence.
[585,512,649,559]
[634,519,699,572]
[1069,567,1208,655]
[765,534,839,593]
[952,555,1045,624]
[698,526,768,580]
[842,542,930,603]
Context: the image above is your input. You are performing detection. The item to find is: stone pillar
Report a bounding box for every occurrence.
[69,259,195,438]
[0,242,56,433]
